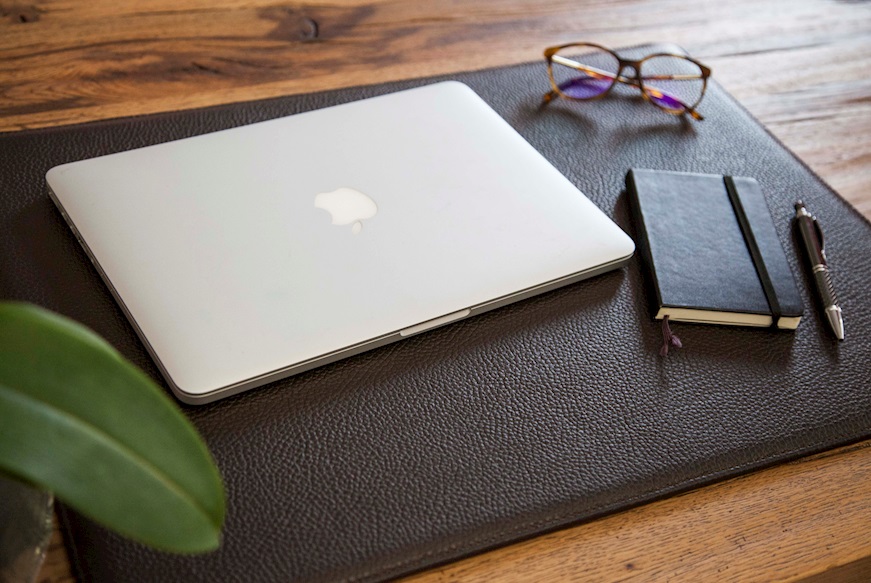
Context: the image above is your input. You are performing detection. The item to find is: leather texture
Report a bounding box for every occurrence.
[2,46,870,582]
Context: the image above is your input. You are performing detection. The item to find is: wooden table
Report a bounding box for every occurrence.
[4,0,869,580]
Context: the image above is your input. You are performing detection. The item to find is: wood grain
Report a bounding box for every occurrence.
[404,441,871,582]
[2,0,869,581]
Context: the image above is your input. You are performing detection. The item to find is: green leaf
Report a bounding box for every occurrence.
[0,303,225,553]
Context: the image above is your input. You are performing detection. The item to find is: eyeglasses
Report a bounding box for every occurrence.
[543,43,711,121]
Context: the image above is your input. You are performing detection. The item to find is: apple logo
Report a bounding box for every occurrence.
[314,187,378,235]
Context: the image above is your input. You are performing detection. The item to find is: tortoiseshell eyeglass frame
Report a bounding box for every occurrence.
[543,43,712,121]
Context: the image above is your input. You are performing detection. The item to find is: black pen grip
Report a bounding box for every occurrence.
[813,266,839,309]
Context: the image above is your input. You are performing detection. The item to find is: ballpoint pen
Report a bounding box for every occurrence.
[794,201,844,340]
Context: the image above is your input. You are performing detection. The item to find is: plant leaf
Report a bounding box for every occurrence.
[0,303,225,553]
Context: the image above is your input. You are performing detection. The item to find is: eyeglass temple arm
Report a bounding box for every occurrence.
[548,55,703,119]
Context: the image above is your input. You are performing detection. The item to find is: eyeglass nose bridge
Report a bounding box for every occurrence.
[613,61,644,88]
[616,57,645,68]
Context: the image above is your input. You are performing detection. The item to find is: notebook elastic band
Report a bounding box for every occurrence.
[723,175,782,326]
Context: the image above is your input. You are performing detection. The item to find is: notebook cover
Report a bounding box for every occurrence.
[2,46,870,582]
[627,169,803,324]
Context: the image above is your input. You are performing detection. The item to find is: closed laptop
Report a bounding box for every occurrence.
[46,81,634,404]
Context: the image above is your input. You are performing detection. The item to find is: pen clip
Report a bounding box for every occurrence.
[813,216,827,265]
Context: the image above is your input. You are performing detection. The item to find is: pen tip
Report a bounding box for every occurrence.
[795,200,804,211]
[826,306,845,341]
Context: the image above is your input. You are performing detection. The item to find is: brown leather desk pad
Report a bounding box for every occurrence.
[2,47,870,581]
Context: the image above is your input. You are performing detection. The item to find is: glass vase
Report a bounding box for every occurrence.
[0,474,54,583]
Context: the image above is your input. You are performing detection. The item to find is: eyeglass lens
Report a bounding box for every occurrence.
[549,46,619,100]
[639,55,705,113]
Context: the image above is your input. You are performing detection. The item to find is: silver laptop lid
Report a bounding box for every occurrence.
[47,81,634,404]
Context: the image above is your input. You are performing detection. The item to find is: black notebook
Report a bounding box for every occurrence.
[627,168,803,329]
